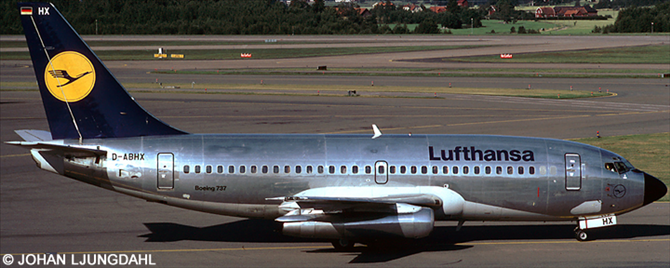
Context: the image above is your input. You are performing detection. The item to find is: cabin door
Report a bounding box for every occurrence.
[565,153,582,191]
[375,161,388,184]
[157,153,174,190]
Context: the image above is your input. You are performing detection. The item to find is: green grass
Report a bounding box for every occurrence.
[153,67,667,79]
[444,45,670,64]
[450,20,558,35]
[1,81,611,99]
[0,39,394,48]
[0,45,484,61]
[573,133,670,202]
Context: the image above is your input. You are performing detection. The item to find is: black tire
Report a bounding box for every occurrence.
[331,239,355,251]
[575,229,589,241]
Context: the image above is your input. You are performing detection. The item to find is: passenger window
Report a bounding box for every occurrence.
[378,165,385,174]
[529,166,535,175]
[443,166,449,174]
[195,165,201,174]
[228,165,235,174]
[183,165,190,174]
[421,166,427,174]
[206,165,212,174]
[463,166,469,174]
[496,166,502,175]
[411,166,417,174]
[432,166,438,174]
[251,165,257,173]
[239,165,246,173]
[329,165,335,174]
[452,166,459,174]
[273,165,279,174]
[352,165,358,174]
[507,166,513,175]
[262,165,268,174]
[485,166,491,174]
[284,165,290,173]
[474,166,480,175]
[306,165,313,174]
[318,165,324,174]
[518,166,524,175]
[341,165,347,174]
[295,166,302,174]
[365,166,372,174]
[389,166,396,174]
[217,165,223,173]
[400,166,407,174]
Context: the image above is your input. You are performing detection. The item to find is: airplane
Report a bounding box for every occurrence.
[9,2,667,250]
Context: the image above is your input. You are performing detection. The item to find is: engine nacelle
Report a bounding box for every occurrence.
[282,207,434,240]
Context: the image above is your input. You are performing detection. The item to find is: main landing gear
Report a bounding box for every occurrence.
[331,238,355,251]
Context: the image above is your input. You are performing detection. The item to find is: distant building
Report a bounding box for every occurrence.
[429,6,448,13]
[535,6,597,18]
[457,0,469,7]
[356,8,371,17]
[535,7,556,18]
[402,4,423,13]
[372,2,395,9]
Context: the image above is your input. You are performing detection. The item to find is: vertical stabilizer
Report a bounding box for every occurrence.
[18,2,186,140]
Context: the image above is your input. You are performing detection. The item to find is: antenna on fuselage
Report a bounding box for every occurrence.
[371,124,382,139]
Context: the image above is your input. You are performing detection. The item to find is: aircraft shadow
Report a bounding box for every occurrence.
[140,220,669,263]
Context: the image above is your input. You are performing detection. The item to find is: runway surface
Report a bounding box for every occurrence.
[1,35,669,267]
[1,90,669,267]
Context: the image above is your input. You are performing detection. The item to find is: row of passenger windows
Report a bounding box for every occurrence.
[183,164,536,176]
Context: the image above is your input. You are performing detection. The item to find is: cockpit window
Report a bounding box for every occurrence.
[605,162,630,174]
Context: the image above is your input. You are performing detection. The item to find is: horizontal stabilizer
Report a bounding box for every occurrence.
[14,130,53,142]
[6,141,106,157]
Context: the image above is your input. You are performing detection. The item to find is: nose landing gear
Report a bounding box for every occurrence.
[574,227,589,241]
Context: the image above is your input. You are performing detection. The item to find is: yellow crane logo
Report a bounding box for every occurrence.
[44,51,96,102]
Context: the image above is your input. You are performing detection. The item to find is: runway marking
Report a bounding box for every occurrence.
[2,239,668,256]
[458,238,670,246]
[0,153,31,158]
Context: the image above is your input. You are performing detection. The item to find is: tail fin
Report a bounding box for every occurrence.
[18,3,186,140]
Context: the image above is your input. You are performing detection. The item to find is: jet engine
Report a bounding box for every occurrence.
[281,206,434,240]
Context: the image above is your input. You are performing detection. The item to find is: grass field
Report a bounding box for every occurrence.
[450,20,557,35]
[444,44,670,64]
[154,68,665,79]
[573,132,670,202]
[0,81,611,99]
[0,45,484,61]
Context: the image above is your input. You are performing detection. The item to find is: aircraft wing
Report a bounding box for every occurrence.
[272,186,464,222]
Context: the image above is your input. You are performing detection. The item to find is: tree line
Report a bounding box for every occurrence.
[1,0,483,35]
[2,0,667,35]
[593,2,670,33]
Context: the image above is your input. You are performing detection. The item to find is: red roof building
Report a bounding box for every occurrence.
[535,7,556,18]
[457,0,469,7]
[429,6,447,13]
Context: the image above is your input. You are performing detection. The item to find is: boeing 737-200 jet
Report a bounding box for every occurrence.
[10,3,666,250]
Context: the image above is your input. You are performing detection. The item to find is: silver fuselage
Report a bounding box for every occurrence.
[42,133,643,221]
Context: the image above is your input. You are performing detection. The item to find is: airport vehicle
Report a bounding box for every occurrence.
[10,2,667,249]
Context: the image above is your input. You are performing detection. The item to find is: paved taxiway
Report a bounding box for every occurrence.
[1,90,669,267]
[1,35,669,267]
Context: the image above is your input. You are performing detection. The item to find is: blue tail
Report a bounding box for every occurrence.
[18,3,186,140]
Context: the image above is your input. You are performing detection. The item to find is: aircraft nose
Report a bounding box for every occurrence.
[643,172,667,205]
